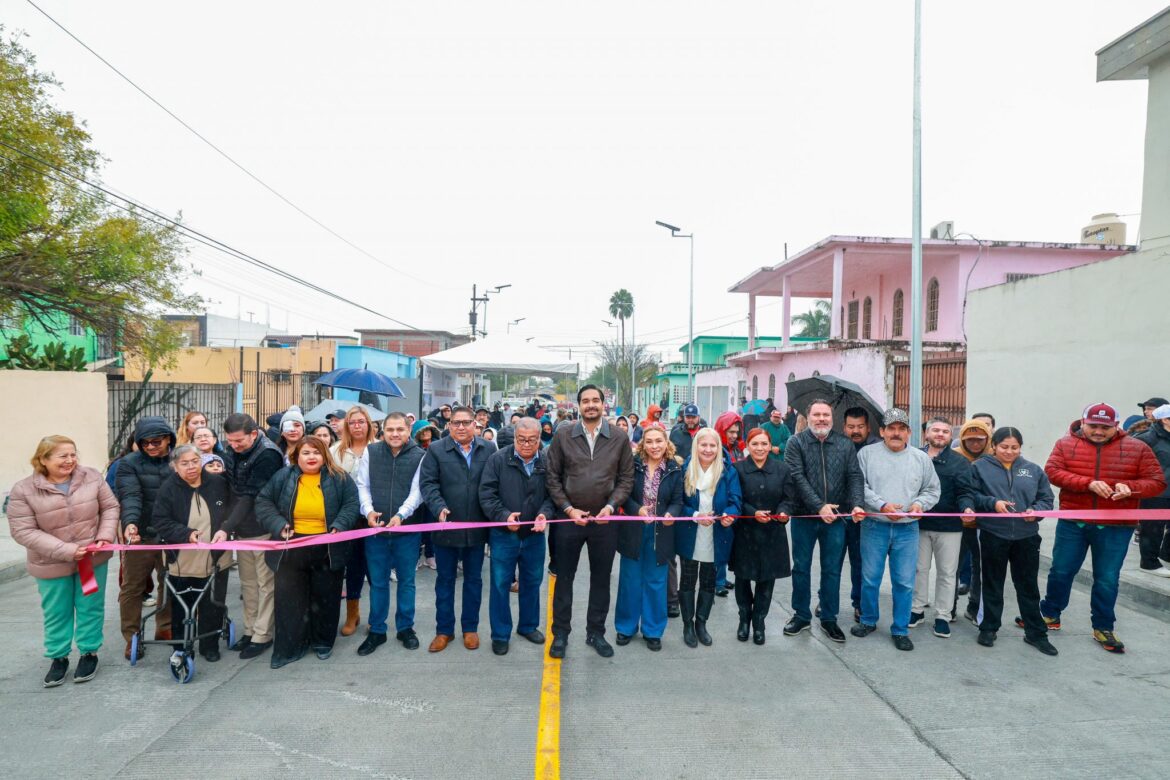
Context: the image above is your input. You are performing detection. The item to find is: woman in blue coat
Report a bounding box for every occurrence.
[616,424,684,651]
[960,427,1057,656]
[676,427,742,648]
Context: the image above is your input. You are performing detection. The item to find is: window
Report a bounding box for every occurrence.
[787,372,796,382]
[751,374,759,400]
[96,334,115,359]
[892,289,904,338]
[847,300,859,339]
[862,297,872,339]
[671,385,693,404]
[926,277,939,332]
[68,315,84,337]
[767,373,776,400]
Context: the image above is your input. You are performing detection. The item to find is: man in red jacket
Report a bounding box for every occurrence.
[1039,403,1167,653]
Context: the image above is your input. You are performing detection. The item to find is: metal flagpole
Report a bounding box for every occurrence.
[909,0,924,444]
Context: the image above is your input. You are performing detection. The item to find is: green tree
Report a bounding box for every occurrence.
[607,288,634,405]
[0,30,198,367]
[585,340,658,412]
[792,299,831,338]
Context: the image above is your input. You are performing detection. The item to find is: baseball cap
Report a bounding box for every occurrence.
[325,409,346,420]
[1153,404,1170,421]
[683,404,700,417]
[881,408,910,427]
[1139,397,1169,409]
[1082,402,1120,426]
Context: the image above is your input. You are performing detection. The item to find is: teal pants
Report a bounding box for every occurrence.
[36,562,108,658]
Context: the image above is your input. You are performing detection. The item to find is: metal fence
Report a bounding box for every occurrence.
[241,370,329,426]
[107,381,237,459]
[893,356,967,425]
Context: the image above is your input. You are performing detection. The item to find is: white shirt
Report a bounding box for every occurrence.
[355,447,427,520]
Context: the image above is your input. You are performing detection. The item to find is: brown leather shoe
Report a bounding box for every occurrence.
[154,629,172,642]
[463,632,480,650]
[428,634,453,653]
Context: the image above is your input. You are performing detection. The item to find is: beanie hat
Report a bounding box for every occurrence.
[280,405,304,433]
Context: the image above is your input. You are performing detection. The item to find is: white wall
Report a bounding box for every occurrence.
[1,371,109,506]
[965,249,1167,460]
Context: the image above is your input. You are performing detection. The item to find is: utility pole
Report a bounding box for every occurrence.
[909,0,924,444]
[469,284,488,341]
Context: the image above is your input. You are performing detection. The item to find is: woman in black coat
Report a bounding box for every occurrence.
[731,428,795,645]
[152,444,233,662]
[615,424,685,651]
[255,437,360,669]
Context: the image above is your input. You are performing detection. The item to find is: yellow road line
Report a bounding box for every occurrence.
[534,576,561,780]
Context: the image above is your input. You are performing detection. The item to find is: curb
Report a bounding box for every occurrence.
[0,558,27,586]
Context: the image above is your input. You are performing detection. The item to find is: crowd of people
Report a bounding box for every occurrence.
[7,387,1169,688]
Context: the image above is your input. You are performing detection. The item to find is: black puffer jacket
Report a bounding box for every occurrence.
[152,471,233,564]
[1138,424,1170,509]
[255,466,360,572]
[783,428,865,516]
[221,431,284,537]
[478,446,556,541]
[115,416,177,538]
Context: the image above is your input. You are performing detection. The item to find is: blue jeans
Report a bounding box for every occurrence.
[789,516,846,622]
[1040,521,1131,631]
[860,519,920,635]
[615,523,668,640]
[365,531,421,635]
[434,544,485,636]
[839,517,862,609]
[488,529,545,643]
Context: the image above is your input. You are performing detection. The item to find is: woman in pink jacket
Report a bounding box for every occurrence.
[7,435,119,687]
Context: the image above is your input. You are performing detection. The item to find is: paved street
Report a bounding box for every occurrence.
[2,546,1170,779]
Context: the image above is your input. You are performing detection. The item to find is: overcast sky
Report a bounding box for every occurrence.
[6,1,1163,368]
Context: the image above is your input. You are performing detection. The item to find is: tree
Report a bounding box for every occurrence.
[792,299,831,338]
[0,30,198,367]
[585,340,658,412]
[607,288,634,405]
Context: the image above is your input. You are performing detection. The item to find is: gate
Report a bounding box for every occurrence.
[108,380,236,459]
[241,370,329,425]
[893,356,967,425]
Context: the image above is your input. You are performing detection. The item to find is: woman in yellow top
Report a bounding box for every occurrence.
[256,438,359,669]
[329,406,376,637]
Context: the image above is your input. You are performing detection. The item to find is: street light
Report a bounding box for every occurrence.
[507,317,526,334]
[601,321,618,403]
[480,283,511,337]
[656,220,695,400]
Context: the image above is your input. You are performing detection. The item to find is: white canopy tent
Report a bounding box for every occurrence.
[419,336,577,375]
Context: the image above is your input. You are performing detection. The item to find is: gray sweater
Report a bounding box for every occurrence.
[857,443,941,523]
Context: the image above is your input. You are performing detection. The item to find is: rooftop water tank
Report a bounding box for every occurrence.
[1081,213,1126,245]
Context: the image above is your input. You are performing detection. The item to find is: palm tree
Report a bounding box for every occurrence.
[792,299,831,338]
[608,289,635,406]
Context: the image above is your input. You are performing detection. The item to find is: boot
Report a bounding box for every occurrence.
[752,615,766,645]
[679,590,697,648]
[340,599,361,637]
[695,591,715,647]
[752,581,773,645]
[737,608,751,642]
[735,583,753,642]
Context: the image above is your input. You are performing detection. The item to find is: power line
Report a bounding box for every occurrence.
[0,140,452,339]
[24,0,457,292]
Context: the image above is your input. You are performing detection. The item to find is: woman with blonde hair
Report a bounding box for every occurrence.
[675,428,741,648]
[256,437,360,668]
[330,406,375,636]
[615,423,683,650]
[175,411,209,446]
[8,436,119,686]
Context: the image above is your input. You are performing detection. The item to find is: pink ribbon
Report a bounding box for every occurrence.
[85,509,1170,554]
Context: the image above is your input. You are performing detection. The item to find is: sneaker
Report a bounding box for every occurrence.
[416,555,426,570]
[585,633,614,658]
[908,612,925,628]
[43,657,69,688]
[892,635,914,651]
[1140,565,1170,578]
[1093,629,1125,654]
[1041,615,1061,631]
[932,619,950,638]
[1024,635,1059,656]
[426,557,436,570]
[73,652,98,683]
[142,594,156,608]
[964,607,980,626]
[850,623,877,638]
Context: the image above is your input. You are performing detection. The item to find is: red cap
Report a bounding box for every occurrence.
[1082,402,1119,426]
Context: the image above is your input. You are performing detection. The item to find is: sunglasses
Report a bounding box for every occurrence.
[142,437,168,448]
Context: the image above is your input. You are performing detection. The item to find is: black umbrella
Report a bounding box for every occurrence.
[785,375,884,434]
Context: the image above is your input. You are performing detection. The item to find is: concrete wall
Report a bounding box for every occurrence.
[966,249,1167,460]
[0,371,108,507]
[124,340,338,383]
[738,345,894,413]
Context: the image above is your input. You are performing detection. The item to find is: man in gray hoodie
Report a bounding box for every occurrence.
[851,408,941,651]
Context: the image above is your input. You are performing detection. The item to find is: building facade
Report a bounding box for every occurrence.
[0,308,117,367]
[356,329,471,358]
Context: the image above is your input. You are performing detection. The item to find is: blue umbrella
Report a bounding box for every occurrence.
[742,398,768,416]
[314,368,405,398]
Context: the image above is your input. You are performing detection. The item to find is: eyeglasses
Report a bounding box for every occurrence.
[449,419,474,427]
[142,437,168,448]
[515,436,540,445]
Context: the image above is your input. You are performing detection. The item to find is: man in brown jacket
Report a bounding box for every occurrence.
[545,384,635,658]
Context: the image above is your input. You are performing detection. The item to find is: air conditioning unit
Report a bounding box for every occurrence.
[930,220,954,240]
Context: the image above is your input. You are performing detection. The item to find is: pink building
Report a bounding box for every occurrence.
[721,234,1132,421]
